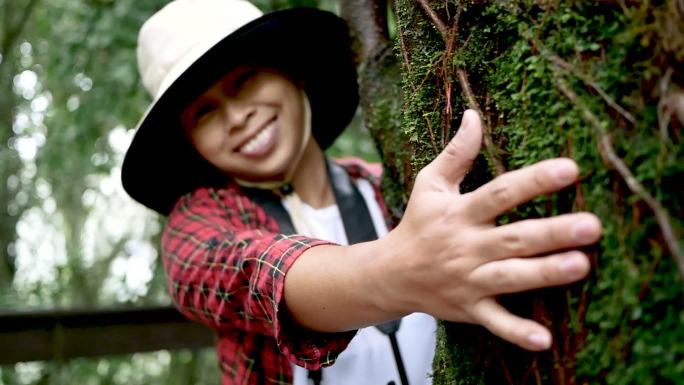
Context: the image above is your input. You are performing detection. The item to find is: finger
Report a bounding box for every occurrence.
[424,109,483,186]
[470,251,590,295]
[463,158,580,223]
[477,213,602,261]
[473,298,552,351]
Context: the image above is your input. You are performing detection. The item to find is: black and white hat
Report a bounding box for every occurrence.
[121,0,359,214]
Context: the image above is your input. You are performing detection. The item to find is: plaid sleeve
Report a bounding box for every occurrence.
[161,185,355,368]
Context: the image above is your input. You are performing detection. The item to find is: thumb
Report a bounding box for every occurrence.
[427,109,483,186]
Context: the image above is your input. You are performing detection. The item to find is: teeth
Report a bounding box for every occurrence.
[241,123,274,154]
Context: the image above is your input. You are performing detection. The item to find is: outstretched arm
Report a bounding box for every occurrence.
[284,109,602,351]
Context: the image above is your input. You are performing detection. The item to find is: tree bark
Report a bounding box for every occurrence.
[342,0,413,221]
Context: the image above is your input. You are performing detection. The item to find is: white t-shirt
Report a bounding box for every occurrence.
[283,179,437,385]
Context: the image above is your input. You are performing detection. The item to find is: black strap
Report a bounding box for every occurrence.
[244,158,378,242]
[388,333,410,385]
[325,159,378,244]
[307,369,322,385]
[244,187,296,234]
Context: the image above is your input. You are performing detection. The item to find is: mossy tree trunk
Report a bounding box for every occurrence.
[346,1,684,383]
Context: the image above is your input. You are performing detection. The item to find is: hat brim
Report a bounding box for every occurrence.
[121,8,359,215]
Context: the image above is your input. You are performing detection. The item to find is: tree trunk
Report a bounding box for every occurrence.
[0,0,42,293]
[356,0,684,383]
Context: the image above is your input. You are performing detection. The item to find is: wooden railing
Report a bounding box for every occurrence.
[0,306,214,364]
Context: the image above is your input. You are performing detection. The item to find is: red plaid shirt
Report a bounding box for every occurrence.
[162,159,389,385]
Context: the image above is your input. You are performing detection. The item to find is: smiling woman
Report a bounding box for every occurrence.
[181,66,309,184]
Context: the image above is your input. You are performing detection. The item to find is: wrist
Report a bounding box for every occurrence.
[361,233,416,319]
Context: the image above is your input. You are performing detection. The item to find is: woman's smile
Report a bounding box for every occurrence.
[236,119,279,157]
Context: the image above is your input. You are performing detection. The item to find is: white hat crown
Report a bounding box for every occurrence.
[137,0,263,100]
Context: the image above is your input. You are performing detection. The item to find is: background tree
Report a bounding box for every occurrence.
[348,0,684,384]
[0,0,40,300]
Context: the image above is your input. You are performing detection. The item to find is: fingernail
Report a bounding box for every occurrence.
[554,161,578,184]
[560,254,587,278]
[459,111,471,131]
[528,333,551,349]
[572,218,600,242]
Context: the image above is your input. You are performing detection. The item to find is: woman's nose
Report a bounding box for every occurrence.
[221,100,255,133]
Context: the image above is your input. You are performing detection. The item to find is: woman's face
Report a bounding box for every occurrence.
[181,66,307,182]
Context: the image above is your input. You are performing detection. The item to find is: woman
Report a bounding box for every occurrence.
[121,1,602,384]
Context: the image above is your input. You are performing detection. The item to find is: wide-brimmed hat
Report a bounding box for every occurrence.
[121,0,359,215]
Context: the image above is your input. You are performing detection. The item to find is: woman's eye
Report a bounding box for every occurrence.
[193,103,217,122]
[227,68,257,94]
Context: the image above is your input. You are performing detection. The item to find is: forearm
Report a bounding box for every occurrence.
[283,238,407,332]
[163,188,339,335]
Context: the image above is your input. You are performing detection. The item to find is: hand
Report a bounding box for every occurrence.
[379,109,602,351]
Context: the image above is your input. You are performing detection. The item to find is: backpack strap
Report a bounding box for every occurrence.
[325,159,377,243]
[244,187,296,234]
